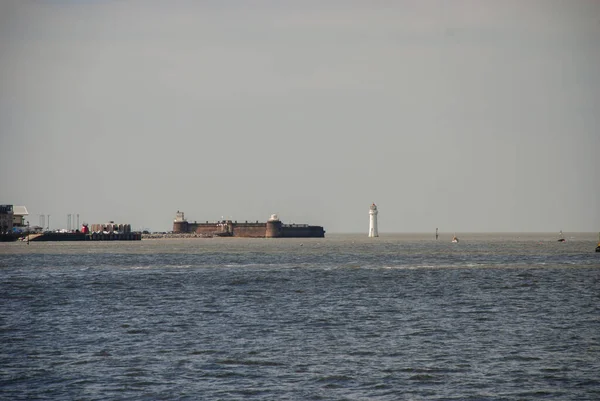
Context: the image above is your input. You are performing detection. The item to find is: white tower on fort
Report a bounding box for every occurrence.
[174,210,186,223]
[369,203,378,237]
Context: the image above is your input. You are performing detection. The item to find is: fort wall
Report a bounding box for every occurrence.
[173,214,324,238]
[232,223,266,237]
[192,224,227,236]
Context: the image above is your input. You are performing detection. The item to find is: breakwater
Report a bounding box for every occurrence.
[142,233,213,239]
[27,232,141,241]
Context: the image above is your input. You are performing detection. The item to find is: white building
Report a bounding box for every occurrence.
[0,205,29,232]
[369,203,378,237]
[12,206,28,227]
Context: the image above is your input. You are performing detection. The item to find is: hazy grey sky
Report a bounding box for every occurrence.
[1,0,599,233]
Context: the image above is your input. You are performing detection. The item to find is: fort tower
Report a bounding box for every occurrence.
[173,210,189,233]
[265,214,283,238]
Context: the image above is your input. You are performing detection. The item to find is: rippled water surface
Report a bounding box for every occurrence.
[1,233,600,400]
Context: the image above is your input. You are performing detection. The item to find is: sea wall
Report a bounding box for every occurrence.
[29,232,141,241]
[281,225,325,238]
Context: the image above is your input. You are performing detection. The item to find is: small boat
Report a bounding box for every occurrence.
[451,234,459,243]
[596,245,600,253]
[558,230,565,242]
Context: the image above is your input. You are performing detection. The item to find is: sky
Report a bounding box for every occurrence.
[1,0,599,233]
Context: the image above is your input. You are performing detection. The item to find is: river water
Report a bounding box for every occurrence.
[1,233,599,400]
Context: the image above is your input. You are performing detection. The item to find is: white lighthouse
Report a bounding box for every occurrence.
[369,203,378,237]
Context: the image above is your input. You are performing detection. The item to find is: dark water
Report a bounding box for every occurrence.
[2,234,600,400]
